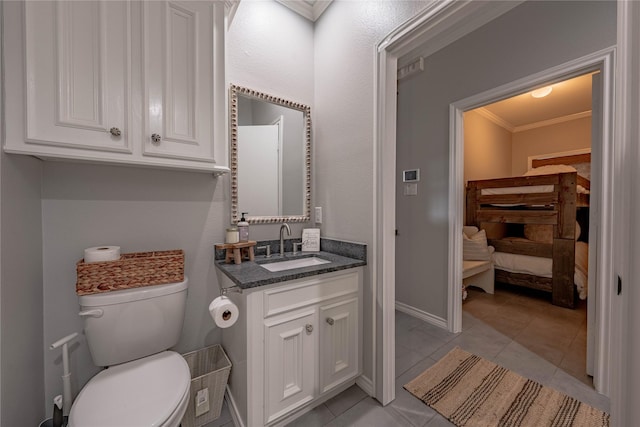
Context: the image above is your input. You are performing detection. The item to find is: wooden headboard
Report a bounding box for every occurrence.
[531,153,591,168]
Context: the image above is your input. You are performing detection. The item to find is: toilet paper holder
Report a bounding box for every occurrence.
[219,284,242,295]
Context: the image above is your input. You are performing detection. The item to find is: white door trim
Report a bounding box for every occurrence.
[608,1,638,424]
[449,47,616,397]
[374,0,625,410]
[373,0,523,406]
[270,115,284,214]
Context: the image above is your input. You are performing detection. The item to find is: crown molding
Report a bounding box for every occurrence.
[275,0,332,22]
[225,0,240,25]
[474,108,592,133]
[513,110,592,132]
[474,107,515,132]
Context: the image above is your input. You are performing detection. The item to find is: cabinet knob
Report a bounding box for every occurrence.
[151,133,162,145]
[305,324,313,334]
[109,127,121,137]
[326,317,335,326]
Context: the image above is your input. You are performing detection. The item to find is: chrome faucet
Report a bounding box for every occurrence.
[279,223,291,256]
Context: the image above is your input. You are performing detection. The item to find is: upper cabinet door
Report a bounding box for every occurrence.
[24,1,131,152]
[142,1,223,162]
[3,0,232,172]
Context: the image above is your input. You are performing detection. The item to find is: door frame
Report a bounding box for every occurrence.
[373,0,621,407]
[372,0,524,405]
[448,47,615,396]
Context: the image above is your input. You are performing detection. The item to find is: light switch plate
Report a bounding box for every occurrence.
[315,206,322,223]
[404,183,418,196]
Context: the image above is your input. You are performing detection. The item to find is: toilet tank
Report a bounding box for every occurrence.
[79,278,188,366]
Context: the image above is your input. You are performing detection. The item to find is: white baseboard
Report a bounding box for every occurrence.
[225,386,244,427]
[395,301,448,329]
[356,374,374,396]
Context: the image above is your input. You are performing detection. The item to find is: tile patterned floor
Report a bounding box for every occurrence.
[213,285,609,427]
[463,285,591,385]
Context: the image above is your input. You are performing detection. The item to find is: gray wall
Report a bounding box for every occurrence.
[314,0,430,384]
[395,1,616,318]
[41,163,228,407]
[1,153,44,426]
[229,0,313,238]
[38,0,314,411]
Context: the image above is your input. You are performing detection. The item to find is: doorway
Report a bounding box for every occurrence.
[374,1,617,407]
[461,72,597,385]
[448,50,614,396]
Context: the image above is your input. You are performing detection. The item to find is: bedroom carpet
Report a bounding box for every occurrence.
[404,347,609,427]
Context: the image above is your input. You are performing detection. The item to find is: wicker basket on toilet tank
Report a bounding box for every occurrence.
[76,249,184,295]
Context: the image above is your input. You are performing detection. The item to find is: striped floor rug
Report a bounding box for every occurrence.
[404,347,609,427]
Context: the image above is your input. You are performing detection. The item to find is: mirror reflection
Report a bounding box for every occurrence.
[230,85,311,224]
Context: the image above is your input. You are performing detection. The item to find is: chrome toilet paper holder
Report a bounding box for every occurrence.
[219,283,242,295]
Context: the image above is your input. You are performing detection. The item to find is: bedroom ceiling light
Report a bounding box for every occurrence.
[531,86,553,98]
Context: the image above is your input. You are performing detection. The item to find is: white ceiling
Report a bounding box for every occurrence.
[476,73,594,132]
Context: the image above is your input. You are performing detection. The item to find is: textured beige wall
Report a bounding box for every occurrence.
[511,116,591,175]
[464,110,513,182]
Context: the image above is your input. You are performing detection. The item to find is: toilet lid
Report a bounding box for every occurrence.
[70,351,190,427]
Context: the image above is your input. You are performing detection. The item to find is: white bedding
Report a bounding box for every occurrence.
[480,164,590,197]
[481,184,589,196]
[493,241,589,300]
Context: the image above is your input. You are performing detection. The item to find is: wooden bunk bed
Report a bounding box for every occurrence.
[465,154,590,308]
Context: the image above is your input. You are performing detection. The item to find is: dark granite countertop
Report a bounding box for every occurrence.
[216,251,366,289]
[215,239,367,290]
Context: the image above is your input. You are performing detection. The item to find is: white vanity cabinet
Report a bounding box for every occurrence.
[264,308,317,423]
[221,268,363,427]
[319,297,360,393]
[2,0,231,173]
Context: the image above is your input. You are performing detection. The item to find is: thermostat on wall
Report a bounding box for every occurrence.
[403,169,420,182]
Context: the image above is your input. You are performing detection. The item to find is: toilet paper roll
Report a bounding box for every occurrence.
[209,296,239,328]
[84,246,121,263]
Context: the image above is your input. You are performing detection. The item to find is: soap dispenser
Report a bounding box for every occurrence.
[238,212,249,242]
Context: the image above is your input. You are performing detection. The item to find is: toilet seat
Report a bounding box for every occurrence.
[69,351,190,427]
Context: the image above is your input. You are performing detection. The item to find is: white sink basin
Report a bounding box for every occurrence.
[260,257,331,272]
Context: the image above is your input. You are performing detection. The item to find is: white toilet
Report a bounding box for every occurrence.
[69,279,191,427]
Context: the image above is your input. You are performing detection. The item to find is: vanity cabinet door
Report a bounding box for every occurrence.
[21,1,131,153]
[263,308,317,424]
[142,0,223,163]
[319,297,359,394]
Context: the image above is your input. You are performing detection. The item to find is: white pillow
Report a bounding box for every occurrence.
[463,229,491,261]
[462,226,479,238]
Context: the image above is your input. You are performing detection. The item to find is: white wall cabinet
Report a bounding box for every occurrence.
[221,268,363,427]
[3,0,233,173]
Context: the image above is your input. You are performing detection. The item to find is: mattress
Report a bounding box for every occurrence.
[492,241,589,299]
[481,184,589,196]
